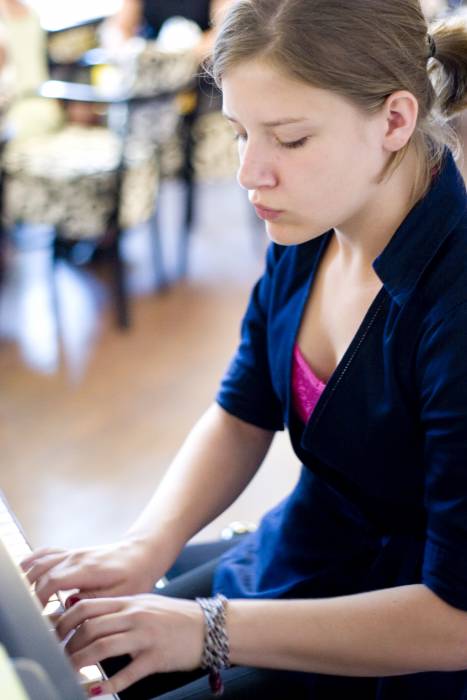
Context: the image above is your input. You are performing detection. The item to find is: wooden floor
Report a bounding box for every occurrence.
[0,179,300,550]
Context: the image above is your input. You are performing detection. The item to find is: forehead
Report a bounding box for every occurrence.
[222,59,355,125]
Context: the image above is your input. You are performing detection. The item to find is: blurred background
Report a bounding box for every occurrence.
[0,0,465,551]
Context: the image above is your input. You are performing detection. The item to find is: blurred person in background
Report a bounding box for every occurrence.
[101,0,233,61]
[0,0,62,139]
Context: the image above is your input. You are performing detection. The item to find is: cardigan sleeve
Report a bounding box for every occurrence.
[216,243,285,431]
[417,301,467,611]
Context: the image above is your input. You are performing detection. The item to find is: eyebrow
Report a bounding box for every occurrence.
[223,114,310,127]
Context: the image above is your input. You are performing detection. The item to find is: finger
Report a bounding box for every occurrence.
[65,595,81,610]
[65,612,131,655]
[56,598,126,641]
[68,631,141,672]
[25,552,69,585]
[66,583,132,603]
[87,652,157,697]
[65,588,120,611]
[20,548,66,571]
[35,564,113,607]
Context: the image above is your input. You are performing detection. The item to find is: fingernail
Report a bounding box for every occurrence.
[89,686,103,697]
[66,596,80,608]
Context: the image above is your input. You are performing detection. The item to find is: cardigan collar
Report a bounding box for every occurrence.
[373,151,467,307]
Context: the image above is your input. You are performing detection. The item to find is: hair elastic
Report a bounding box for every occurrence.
[427,33,437,59]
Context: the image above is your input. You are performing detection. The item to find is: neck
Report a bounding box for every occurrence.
[334,146,424,270]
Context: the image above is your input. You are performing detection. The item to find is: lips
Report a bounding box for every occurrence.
[253,204,284,221]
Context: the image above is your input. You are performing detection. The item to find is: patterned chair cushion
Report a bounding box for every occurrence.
[126,97,181,148]
[124,43,199,97]
[2,125,159,238]
[157,112,239,182]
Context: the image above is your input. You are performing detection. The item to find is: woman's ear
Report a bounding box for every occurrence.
[382,91,419,152]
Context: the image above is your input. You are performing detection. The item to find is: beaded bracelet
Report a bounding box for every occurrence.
[196,594,230,696]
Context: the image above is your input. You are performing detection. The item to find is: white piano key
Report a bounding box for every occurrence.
[0,493,116,698]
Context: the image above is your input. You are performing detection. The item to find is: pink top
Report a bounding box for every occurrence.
[291,343,327,424]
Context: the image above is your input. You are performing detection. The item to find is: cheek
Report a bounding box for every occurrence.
[288,149,347,205]
[280,151,368,229]
[305,138,375,200]
[278,130,378,212]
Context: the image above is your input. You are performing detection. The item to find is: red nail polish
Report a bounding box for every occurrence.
[90,687,103,697]
[66,595,80,608]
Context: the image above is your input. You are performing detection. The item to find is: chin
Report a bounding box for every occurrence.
[265,220,327,246]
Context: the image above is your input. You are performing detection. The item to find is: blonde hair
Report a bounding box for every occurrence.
[209,0,467,197]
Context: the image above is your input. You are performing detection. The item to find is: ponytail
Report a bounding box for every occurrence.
[429,16,467,118]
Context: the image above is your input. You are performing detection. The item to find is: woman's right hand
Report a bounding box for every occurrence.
[20,536,165,608]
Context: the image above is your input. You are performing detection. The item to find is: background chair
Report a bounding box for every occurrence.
[112,36,239,278]
[0,36,199,328]
[44,14,240,279]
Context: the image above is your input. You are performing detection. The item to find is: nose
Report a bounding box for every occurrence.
[237,141,278,191]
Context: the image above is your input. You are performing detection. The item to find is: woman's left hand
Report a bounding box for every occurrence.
[56,594,205,695]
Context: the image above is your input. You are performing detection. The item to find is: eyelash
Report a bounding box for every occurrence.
[233,134,309,150]
[281,137,309,150]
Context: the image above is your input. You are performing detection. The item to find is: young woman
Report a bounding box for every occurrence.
[22,1,467,698]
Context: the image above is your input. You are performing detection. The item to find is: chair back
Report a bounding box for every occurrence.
[125,41,199,97]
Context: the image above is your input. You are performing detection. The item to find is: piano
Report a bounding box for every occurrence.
[0,492,118,700]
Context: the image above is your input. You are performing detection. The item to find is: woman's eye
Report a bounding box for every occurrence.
[279,137,309,149]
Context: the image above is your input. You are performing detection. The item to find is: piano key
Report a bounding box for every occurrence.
[43,599,63,617]
[0,492,111,694]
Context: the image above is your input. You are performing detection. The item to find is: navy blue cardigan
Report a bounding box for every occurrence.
[213,152,467,695]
